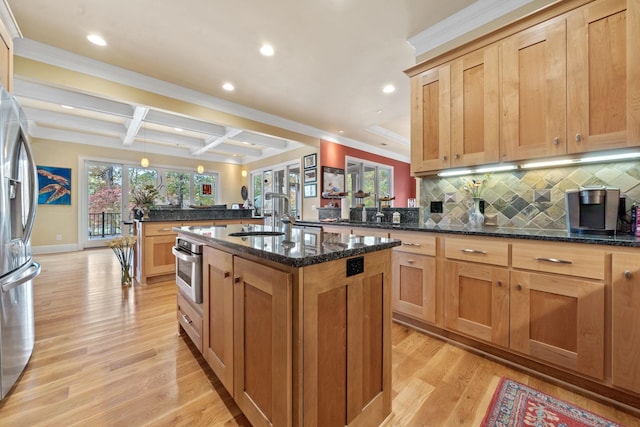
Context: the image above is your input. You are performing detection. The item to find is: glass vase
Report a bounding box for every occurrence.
[468,197,484,228]
[121,265,133,287]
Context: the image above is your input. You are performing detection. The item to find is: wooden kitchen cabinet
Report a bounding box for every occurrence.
[444,260,510,347]
[177,290,203,352]
[233,256,292,427]
[611,252,640,393]
[202,246,234,394]
[501,16,567,162]
[302,249,392,426]
[566,0,640,152]
[510,270,604,379]
[410,64,451,173]
[390,231,437,324]
[450,45,500,168]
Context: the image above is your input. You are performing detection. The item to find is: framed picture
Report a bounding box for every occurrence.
[37,166,71,205]
[322,166,345,194]
[304,169,316,183]
[304,183,317,198]
[303,153,317,169]
[201,183,212,195]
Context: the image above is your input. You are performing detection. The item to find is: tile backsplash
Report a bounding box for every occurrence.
[419,160,640,229]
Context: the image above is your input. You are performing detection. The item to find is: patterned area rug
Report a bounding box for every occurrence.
[482,378,622,427]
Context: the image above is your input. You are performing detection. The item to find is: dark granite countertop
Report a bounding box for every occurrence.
[173,224,401,268]
[302,220,640,248]
[136,207,257,222]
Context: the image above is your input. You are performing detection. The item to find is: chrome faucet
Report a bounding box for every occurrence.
[374,193,385,223]
[264,192,293,230]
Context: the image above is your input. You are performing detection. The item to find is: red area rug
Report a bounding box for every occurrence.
[482,378,622,426]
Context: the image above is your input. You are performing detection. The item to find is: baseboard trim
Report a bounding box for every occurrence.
[32,243,81,254]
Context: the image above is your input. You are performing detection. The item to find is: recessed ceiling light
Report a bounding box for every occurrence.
[87,34,107,46]
[376,109,383,114]
[339,130,344,134]
[382,84,396,94]
[223,82,235,91]
[260,44,275,56]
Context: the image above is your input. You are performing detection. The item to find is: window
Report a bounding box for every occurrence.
[346,157,393,208]
[250,161,301,218]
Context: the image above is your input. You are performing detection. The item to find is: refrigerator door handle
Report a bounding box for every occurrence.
[0,261,41,292]
[21,127,38,244]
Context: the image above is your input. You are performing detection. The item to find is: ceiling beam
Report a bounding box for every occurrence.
[233,131,289,149]
[192,128,243,156]
[122,106,149,146]
[22,106,126,135]
[145,109,227,136]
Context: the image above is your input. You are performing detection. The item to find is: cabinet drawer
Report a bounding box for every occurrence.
[144,222,178,236]
[444,236,508,266]
[512,241,604,280]
[389,231,436,256]
[350,227,389,239]
[177,291,203,351]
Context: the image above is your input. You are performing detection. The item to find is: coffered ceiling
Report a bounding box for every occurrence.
[3,0,554,165]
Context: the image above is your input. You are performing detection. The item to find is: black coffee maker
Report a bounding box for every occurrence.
[565,187,620,235]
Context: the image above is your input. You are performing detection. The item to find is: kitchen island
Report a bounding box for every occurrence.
[174,223,400,427]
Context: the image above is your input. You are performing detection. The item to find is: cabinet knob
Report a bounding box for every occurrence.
[454,153,459,159]
[624,270,632,279]
[224,271,230,278]
[516,284,522,291]
[575,133,582,142]
[553,137,559,145]
[442,155,447,161]
[497,280,502,287]
[234,275,241,284]
[407,259,415,264]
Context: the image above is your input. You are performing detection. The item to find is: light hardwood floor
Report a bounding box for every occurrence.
[0,248,638,426]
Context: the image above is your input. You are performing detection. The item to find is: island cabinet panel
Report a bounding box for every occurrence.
[567,0,640,152]
[611,252,640,393]
[500,16,567,162]
[443,261,510,347]
[509,270,605,379]
[233,257,292,427]
[143,235,176,277]
[202,246,234,394]
[177,291,203,352]
[302,250,392,427]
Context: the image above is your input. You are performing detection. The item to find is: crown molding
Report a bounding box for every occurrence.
[0,0,21,38]
[408,0,536,57]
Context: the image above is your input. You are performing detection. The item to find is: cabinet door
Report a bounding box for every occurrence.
[233,257,292,427]
[392,251,436,324]
[501,16,567,161]
[302,250,392,427]
[143,235,176,276]
[450,45,500,167]
[611,253,640,393]
[567,0,640,152]
[444,261,509,347]
[510,270,604,379]
[202,247,234,394]
[410,64,451,173]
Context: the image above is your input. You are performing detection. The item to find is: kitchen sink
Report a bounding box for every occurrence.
[228,231,285,237]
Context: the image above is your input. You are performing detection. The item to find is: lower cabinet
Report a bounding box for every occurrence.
[202,246,234,394]
[177,290,203,352]
[302,249,392,427]
[443,260,509,347]
[611,252,640,393]
[233,257,292,427]
[510,270,604,380]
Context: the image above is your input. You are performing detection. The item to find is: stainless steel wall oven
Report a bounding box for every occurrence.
[171,237,203,303]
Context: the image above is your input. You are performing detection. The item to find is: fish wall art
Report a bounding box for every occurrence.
[37,166,71,205]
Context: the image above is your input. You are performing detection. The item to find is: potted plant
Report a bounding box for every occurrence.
[131,183,160,219]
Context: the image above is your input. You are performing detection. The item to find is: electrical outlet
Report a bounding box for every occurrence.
[56,234,62,241]
[430,201,443,213]
[311,205,317,210]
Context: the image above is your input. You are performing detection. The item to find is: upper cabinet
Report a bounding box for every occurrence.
[566,0,640,152]
[407,0,640,174]
[501,17,567,162]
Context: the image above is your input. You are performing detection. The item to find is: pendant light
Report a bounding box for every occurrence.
[197,164,204,174]
[140,121,149,167]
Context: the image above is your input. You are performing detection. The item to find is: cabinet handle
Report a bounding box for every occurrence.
[182,313,193,325]
[442,155,447,161]
[461,248,487,255]
[497,280,502,287]
[454,153,459,159]
[234,275,241,284]
[624,270,633,279]
[224,271,230,278]
[402,242,422,247]
[516,284,522,291]
[553,137,559,145]
[575,133,582,142]
[407,259,415,264]
[535,257,572,265]
[160,228,172,231]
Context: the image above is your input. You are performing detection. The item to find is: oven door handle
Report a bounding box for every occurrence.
[172,247,201,264]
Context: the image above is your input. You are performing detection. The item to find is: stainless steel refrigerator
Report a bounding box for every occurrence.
[0,86,40,400]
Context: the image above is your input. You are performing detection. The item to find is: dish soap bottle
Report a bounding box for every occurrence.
[392,211,401,224]
[362,206,367,222]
